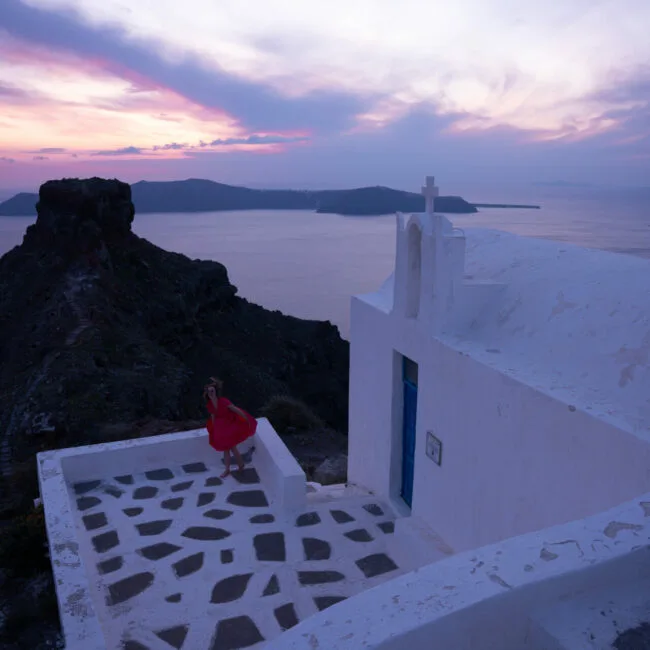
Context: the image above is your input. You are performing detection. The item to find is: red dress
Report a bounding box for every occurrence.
[206,397,257,452]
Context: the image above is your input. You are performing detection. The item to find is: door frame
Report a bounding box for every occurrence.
[400,356,418,508]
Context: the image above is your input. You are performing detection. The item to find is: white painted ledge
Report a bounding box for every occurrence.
[254,417,306,512]
[37,419,304,650]
[263,491,650,650]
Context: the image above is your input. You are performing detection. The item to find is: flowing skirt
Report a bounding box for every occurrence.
[207,410,257,452]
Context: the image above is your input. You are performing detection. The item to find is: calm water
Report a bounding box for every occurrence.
[1,186,649,338]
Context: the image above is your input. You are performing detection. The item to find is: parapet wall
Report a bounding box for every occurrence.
[264,491,650,649]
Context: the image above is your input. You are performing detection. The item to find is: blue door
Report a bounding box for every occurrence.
[401,358,418,507]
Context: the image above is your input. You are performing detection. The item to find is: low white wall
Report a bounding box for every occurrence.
[264,490,650,650]
[37,449,107,650]
[348,297,650,552]
[254,417,306,512]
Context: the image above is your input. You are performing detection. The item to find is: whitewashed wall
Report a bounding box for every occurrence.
[348,295,650,552]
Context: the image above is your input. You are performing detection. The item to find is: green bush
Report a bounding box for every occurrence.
[259,395,324,434]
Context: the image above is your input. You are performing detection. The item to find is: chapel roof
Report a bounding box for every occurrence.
[362,227,650,437]
[446,228,650,437]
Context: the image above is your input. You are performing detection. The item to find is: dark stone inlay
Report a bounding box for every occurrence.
[221,549,234,564]
[77,496,101,511]
[227,490,269,508]
[122,642,149,650]
[211,615,264,650]
[138,542,182,560]
[274,603,299,631]
[356,553,398,578]
[232,468,260,484]
[92,530,120,554]
[197,492,216,507]
[82,512,108,531]
[183,462,207,474]
[262,574,279,596]
[614,622,650,650]
[104,486,124,498]
[378,521,395,534]
[146,468,174,481]
[114,475,134,485]
[211,573,253,604]
[172,552,204,578]
[204,509,234,520]
[254,532,286,562]
[136,520,173,536]
[155,625,188,650]
[165,593,182,603]
[73,480,101,495]
[330,509,355,524]
[250,514,275,524]
[363,503,384,517]
[133,486,158,500]
[205,476,223,487]
[123,507,143,517]
[314,596,347,611]
[296,512,321,527]
[298,570,345,585]
[182,526,231,541]
[162,497,184,511]
[97,556,123,575]
[171,481,193,492]
[302,537,332,560]
[107,572,154,605]
[345,528,374,543]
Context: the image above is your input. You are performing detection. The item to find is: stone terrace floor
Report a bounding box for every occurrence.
[69,459,405,650]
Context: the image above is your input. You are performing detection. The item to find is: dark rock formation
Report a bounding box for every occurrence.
[0,177,348,484]
[0,177,349,647]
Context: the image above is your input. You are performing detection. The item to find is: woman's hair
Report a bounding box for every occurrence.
[203,376,224,400]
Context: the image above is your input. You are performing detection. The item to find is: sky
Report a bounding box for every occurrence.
[0,0,649,193]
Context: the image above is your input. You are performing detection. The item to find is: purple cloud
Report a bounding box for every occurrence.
[92,146,143,156]
[2,0,375,134]
[209,134,309,146]
[0,157,16,164]
[33,155,49,160]
[152,142,185,151]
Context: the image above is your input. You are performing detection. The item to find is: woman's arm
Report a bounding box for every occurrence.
[227,404,247,419]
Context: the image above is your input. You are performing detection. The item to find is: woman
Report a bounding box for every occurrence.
[204,377,257,478]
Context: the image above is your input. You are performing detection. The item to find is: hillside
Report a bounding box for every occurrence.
[0,178,478,216]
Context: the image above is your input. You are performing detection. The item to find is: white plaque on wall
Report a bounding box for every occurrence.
[426,431,442,466]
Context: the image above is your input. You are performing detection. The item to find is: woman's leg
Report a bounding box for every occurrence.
[232,446,245,472]
[220,450,232,478]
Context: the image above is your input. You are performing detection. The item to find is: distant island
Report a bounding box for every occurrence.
[473,203,540,210]
[0,178,541,216]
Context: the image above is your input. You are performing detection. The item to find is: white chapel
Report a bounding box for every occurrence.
[347,176,650,551]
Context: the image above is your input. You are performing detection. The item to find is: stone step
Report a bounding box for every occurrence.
[386,515,454,572]
[527,578,650,650]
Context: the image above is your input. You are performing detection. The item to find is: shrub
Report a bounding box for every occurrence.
[259,395,324,434]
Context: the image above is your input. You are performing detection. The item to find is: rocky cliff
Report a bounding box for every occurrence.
[0,177,349,648]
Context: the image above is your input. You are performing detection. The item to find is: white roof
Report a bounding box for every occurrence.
[364,228,650,437]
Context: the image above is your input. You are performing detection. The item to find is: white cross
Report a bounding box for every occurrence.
[421,176,439,214]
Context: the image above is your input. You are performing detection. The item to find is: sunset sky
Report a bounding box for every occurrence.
[1,0,649,192]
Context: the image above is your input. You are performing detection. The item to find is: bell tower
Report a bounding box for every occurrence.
[392,176,467,334]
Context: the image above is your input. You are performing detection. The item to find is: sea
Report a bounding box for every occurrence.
[1,184,648,339]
